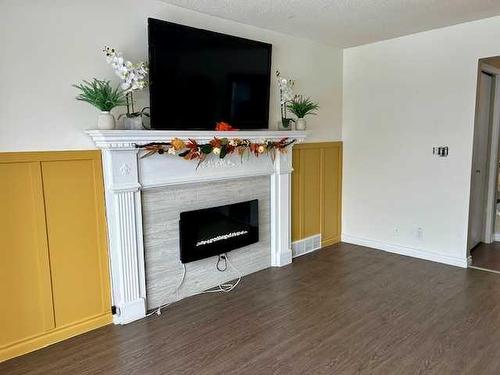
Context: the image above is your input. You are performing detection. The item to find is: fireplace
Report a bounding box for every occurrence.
[179,200,259,263]
[85,129,306,323]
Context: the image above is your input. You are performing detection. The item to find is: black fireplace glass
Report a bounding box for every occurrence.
[179,200,259,263]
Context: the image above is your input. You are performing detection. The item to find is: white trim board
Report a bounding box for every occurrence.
[342,234,470,268]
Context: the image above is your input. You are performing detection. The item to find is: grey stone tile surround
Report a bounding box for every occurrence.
[142,176,271,309]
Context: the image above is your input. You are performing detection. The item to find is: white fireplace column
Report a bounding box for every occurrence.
[101,147,147,324]
[86,130,306,324]
[270,150,293,266]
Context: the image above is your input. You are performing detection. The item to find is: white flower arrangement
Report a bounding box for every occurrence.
[276,70,296,128]
[103,47,148,92]
[103,47,149,121]
[276,73,295,105]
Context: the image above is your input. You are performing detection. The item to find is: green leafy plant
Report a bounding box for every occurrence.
[287,96,320,118]
[73,79,126,112]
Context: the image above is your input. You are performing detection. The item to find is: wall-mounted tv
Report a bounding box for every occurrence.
[148,18,272,130]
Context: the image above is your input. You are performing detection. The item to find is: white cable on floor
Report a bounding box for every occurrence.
[145,263,186,317]
[202,253,242,294]
[146,253,241,318]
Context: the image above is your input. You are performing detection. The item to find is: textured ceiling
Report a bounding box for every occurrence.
[161,0,500,47]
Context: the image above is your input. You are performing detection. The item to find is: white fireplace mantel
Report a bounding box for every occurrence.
[86,129,306,324]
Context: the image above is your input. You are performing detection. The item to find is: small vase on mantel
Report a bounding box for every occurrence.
[123,115,143,130]
[120,92,150,130]
[279,117,294,131]
[98,111,115,130]
[295,118,307,130]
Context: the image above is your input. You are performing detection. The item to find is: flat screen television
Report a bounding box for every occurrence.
[148,18,272,130]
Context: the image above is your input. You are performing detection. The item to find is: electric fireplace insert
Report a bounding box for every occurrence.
[179,200,259,263]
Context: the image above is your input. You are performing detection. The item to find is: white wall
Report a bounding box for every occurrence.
[0,0,342,152]
[342,16,500,267]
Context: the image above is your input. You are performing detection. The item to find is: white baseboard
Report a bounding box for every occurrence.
[493,233,500,242]
[341,234,469,268]
[292,234,322,258]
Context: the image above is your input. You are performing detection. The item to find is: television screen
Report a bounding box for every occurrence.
[148,18,272,130]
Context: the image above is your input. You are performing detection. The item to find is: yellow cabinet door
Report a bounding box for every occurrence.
[0,151,111,363]
[292,142,342,246]
[41,158,111,327]
[0,162,55,349]
[321,145,342,246]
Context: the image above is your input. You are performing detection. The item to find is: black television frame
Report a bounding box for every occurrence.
[148,18,272,130]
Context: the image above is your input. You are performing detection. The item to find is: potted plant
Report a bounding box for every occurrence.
[73,79,126,129]
[287,96,320,130]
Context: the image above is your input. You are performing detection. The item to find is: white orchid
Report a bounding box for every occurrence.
[276,71,295,104]
[276,70,295,124]
[103,46,148,93]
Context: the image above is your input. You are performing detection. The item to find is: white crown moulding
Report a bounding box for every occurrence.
[86,129,306,324]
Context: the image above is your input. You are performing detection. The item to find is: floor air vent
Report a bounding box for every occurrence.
[291,234,321,258]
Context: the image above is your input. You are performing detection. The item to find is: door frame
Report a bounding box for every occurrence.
[468,62,500,251]
[481,63,500,244]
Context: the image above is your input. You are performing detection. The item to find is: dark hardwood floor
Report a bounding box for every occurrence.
[3,243,500,375]
[471,242,500,272]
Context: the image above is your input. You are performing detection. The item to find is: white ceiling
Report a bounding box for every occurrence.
[161,0,500,47]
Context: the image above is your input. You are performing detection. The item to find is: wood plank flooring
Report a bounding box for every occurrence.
[3,243,500,374]
[471,242,500,272]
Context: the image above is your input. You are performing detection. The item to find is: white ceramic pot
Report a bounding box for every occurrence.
[123,115,143,130]
[97,112,115,130]
[295,118,307,130]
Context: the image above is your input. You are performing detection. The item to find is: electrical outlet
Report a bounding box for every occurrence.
[433,146,449,157]
[416,227,424,241]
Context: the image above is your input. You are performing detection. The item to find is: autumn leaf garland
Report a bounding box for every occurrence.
[136,137,295,166]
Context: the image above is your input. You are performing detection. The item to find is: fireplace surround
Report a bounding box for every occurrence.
[143,176,270,309]
[86,129,306,324]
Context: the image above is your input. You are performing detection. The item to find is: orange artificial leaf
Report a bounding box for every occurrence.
[215,121,238,131]
[171,137,186,151]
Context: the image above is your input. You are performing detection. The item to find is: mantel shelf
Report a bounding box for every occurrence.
[85,129,308,149]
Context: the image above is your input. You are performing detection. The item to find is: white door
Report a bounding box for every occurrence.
[469,72,494,249]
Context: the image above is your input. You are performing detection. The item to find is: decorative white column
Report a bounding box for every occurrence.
[86,130,306,324]
[101,147,147,324]
[270,150,293,266]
